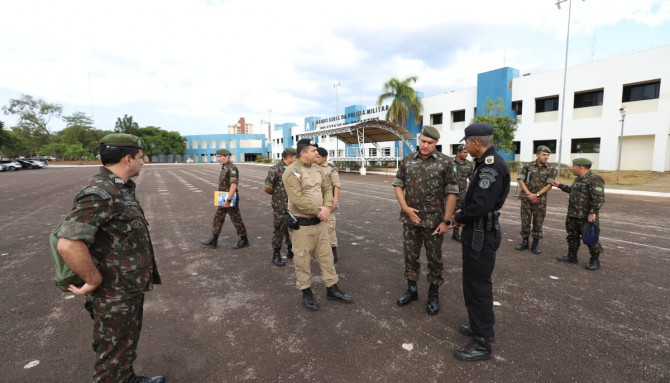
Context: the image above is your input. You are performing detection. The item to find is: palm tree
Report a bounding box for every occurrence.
[376,76,423,127]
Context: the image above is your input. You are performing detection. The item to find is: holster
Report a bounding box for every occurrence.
[285,211,300,230]
[471,219,485,254]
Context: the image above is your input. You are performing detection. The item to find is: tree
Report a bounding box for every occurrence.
[0,128,28,158]
[376,76,423,127]
[64,142,93,163]
[114,114,140,136]
[60,112,107,156]
[470,97,518,154]
[2,94,63,157]
[136,126,187,162]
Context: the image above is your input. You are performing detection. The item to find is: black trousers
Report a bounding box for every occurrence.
[460,224,501,338]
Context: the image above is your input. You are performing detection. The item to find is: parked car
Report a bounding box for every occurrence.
[0,164,7,172]
[34,156,56,161]
[0,161,22,171]
[17,159,44,169]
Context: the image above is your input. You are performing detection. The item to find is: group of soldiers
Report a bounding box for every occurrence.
[55,125,607,381]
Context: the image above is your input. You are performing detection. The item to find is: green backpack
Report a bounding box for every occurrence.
[49,220,100,292]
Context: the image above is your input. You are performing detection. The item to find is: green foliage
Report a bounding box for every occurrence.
[0,129,28,158]
[40,142,68,159]
[135,126,187,162]
[58,112,108,156]
[376,76,423,127]
[64,142,93,161]
[471,98,518,154]
[2,94,63,157]
[114,114,140,136]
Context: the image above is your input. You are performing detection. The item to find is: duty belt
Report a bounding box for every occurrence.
[297,217,321,226]
[471,210,500,255]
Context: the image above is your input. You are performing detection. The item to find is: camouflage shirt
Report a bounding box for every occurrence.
[558,171,605,218]
[57,166,161,295]
[264,160,289,211]
[219,162,239,194]
[454,158,474,208]
[393,150,459,227]
[517,161,556,200]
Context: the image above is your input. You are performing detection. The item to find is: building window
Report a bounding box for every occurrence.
[536,96,559,112]
[430,113,443,125]
[382,147,391,156]
[513,141,521,154]
[534,140,556,153]
[571,138,600,153]
[512,101,523,115]
[192,140,198,149]
[329,150,335,157]
[368,148,377,157]
[201,140,207,149]
[452,110,465,122]
[622,80,660,102]
[574,89,604,108]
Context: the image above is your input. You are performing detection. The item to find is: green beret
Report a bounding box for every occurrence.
[216,148,231,156]
[100,133,143,149]
[421,125,440,140]
[572,158,592,166]
[283,147,297,156]
[536,145,551,154]
[457,144,466,151]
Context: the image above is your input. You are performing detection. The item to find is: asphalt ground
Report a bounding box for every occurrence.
[1,163,669,383]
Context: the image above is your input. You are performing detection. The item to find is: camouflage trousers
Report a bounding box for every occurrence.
[212,203,247,237]
[271,208,291,250]
[519,199,547,239]
[86,293,144,383]
[402,223,444,286]
[566,216,603,255]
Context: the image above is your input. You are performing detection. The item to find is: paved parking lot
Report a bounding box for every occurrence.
[1,163,669,382]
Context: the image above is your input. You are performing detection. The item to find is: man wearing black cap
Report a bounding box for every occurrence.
[452,144,474,242]
[453,123,510,361]
[201,148,250,250]
[515,145,556,254]
[551,158,605,270]
[316,147,341,263]
[393,125,459,316]
[56,133,165,383]
[282,138,353,310]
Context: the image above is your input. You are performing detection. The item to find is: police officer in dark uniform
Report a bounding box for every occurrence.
[453,123,510,361]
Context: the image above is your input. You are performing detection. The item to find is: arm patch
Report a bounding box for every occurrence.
[83,187,111,200]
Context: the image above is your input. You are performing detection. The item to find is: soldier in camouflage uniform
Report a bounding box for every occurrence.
[393,125,459,316]
[316,147,341,263]
[452,144,474,242]
[201,148,249,249]
[515,145,556,254]
[56,134,164,383]
[552,158,605,271]
[263,147,297,267]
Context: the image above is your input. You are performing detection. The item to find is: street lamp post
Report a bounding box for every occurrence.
[616,107,626,183]
[334,81,341,115]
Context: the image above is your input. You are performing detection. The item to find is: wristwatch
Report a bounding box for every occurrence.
[227,198,233,202]
[443,219,452,226]
[536,193,541,197]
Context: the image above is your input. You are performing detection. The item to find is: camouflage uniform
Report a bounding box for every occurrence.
[264,160,291,250]
[319,162,340,247]
[211,162,247,237]
[517,161,556,239]
[557,172,605,255]
[393,151,459,285]
[57,166,161,383]
[454,158,474,209]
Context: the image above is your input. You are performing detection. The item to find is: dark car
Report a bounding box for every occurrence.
[17,159,43,169]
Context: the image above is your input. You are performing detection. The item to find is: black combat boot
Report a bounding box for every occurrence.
[326,283,353,303]
[426,283,440,315]
[126,371,166,383]
[272,248,285,267]
[233,236,249,249]
[332,246,338,263]
[200,234,218,249]
[287,243,294,259]
[452,228,461,242]
[531,239,542,254]
[585,254,600,271]
[557,249,578,263]
[515,237,529,251]
[454,336,492,361]
[458,325,495,342]
[396,280,418,306]
[301,288,318,311]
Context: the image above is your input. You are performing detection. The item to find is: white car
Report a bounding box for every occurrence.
[0,161,22,171]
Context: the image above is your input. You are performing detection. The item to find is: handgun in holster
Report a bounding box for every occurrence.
[471,218,485,255]
[285,211,300,230]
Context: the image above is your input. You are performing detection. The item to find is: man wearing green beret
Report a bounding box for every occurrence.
[263,147,298,266]
[56,133,165,383]
[393,125,459,316]
[201,148,250,250]
[452,144,474,242]
[515,145,556,254]
[551,158,605,270]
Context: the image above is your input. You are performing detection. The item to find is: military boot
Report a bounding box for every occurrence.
[301,288,318,311]
[454,336,492,361]
[458,325,496,343]
[531,239,542,254]
[332,246,338,263]
[396,280,418,306]
[557,249,578,263]
[272,248,285,267]
[452,228,461,242]
[426,283,440,315]
[287,244,294,259]
[326,283,353,303]
[585,254,600,271]
[200,234,218,249]
[126,372,166,383]
[233,236,249,249]
[515,237,529,251]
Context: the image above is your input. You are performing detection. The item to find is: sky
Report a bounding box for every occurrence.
[1,0,669,136]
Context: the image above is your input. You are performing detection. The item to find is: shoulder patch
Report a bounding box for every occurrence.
[83,187,111,200]
[292,169,301,181]
[594,186,604,192]
[485,155,494,165]
[478,178,492,189]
